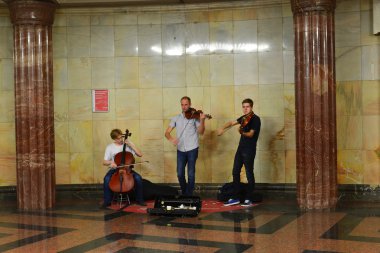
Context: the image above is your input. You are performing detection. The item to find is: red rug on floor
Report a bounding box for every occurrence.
[108,199,257,214]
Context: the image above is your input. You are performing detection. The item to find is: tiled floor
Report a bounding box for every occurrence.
[0,194,379,253]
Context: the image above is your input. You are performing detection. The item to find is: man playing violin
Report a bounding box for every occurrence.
[217,98,261,207]
[102,128,146,208]
[165,96,206,196]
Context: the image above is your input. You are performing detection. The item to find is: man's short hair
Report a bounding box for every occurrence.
[180,96,191,103]
[242,98,253,107]
[110,129,123,140]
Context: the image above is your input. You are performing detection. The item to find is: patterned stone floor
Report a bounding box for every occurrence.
[0,194,379,253]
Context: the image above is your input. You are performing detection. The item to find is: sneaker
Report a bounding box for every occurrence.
[241,199,253,207]
[223,199,240,206]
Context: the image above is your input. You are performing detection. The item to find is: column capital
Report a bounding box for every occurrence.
[291,0,336,14]
[5,0,58,25]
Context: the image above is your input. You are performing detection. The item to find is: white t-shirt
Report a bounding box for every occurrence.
[104,142,136,162]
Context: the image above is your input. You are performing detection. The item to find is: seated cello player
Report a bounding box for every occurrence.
[101,128,146,208]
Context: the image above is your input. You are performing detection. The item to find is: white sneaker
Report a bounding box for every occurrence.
[241,199,253,207]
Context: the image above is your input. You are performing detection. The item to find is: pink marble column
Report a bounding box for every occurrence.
[291,0,338,209]
[6,0,57,210]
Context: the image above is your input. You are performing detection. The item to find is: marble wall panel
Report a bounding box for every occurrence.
[67,15,90,26]
[0,58,13,91]
[210,54,234,85]
[91,15,114,26]
[93,151,106,183]
[283,51,295,84]
[258,51,284,84]
[335,12,361,47]
[115,57,139,89]
[54,90,68,121]
[115,89,140,120]
[67,26,90,57]
[0,16,11,26]
[362,80,380,115]
[211,151,235,183]
[114,14,138,25]
[258,18,283,52]
[114,26,138,57]
[67,58,91,89]
[162,23,185,56]
[69,121,93,153]
[0,155,16,186]
[336,81,362,116]
[259,84,284,117]
[140,88,163,119]
[139,120,163,151]
[210,86,234,118]
[336,0,360,12]
[68,90,92,120]
[285,150,296,183]
[163,56,186,87]
[257,6,282,19]
[0,90,14,122]
[0,123,15,155]
[259,150,285,183]
[0,27,13,58]
[162,12,185,24]
[283,17,294,51]
[53,59,68,90]
[186,55,210,86]
[91,58,115,89]
[70,152,94,183]
[361,45,380,80]
[90,26,114,57]
[234,53,258,85]
[138,57,162,88]
[337,115,363,149]
[258,116,285,151]
[186,22,209,55]
[53,14,67,27]
[209,10,232,22]
[137,25,162,56]
[139,151,164,183]
[361,11,380,45]
[337,150,364,184]
[336,47,362,81]
[362,116,380,150]
[138,13,161,25]
[209,21,233,54]
[55,122,69,153]
[55,153,70,184]
[232,8,257,21]
[53,27,67,58]
[233,20,257,53]
[185,11,209,23]
[362,150,380,184]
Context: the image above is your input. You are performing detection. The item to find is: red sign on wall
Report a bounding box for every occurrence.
[92,89,109,112]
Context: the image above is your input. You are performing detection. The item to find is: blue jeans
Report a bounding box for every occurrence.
[103,169,144,205]
[232,148,256,200]
[177,147,198,196]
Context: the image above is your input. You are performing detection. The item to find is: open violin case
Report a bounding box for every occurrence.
[147,195,202,217]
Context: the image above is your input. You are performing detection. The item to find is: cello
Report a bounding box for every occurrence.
[108,129,135,193]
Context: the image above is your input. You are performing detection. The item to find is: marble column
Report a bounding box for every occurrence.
[291,0,338,209]
[5,0,57,210]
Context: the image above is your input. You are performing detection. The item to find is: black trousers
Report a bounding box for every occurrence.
[232,147,256,200]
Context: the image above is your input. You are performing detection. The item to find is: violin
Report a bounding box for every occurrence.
[108,129,135,193]
[239,111,254,132]
[184,107,212,120]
